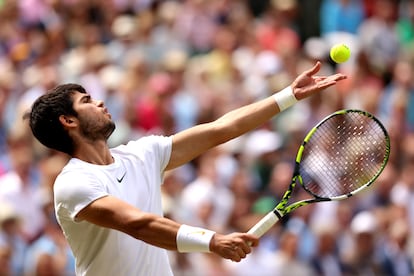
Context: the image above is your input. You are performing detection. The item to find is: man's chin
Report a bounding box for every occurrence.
[105,123,116,139]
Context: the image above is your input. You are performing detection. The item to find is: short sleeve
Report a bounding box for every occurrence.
[54,171,108,222]
[121,135,172,172]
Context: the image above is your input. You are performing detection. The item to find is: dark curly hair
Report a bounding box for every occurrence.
[27,83,87,155]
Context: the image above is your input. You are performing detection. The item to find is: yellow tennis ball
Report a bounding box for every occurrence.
[330,44,351,63]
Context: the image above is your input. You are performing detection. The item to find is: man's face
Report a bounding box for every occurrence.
[71,91,116,141]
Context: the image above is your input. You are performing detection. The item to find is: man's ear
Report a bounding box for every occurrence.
[59,115,77,127]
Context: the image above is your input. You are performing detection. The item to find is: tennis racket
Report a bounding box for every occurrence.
[248,109,390,238]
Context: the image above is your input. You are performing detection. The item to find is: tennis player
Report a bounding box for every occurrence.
[26,61,346,275]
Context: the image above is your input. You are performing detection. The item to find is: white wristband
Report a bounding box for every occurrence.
[273,86,297,111]
[176,224,216,253]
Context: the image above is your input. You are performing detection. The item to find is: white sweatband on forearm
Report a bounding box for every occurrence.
[176,224,216,253]
[273,86,297,111]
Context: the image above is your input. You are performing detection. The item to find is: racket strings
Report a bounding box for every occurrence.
[299,112,388,198]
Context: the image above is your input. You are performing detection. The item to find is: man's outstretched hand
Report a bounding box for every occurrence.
[292,61,347,100]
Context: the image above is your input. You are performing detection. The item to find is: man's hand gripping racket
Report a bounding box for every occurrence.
[248,109,391,238]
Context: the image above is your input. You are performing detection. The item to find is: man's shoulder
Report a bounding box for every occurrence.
[54,159,100,190]
[111,135,172,154]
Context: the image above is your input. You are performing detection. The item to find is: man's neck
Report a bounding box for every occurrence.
[72,140,113,165]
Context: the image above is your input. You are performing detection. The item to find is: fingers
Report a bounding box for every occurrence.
[324,73,347,82]
[239,240,252,254]
[230,245,246,262]
[228,234,259,262]
[315,74,347,90]
[212,233,260,262]
[305,61,347,82]
[229,242,249,262]
[304,61,321,77]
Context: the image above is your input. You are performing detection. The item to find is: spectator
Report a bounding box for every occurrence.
[23,153,75,276]
[357,0,400,83]
[310,222,344,276]
[177,150,235,232]
[22,192,75,276]
[0,200,27,276]
[0,130,44,243]
[269,229,316,275]
[396,0,414,49]
[342,210,387,275]
[320,0,365,36]
[381,218,413,276]
[0,244,12,276]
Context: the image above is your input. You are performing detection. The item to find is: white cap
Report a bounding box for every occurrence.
[254,51,282,76]
[244,129,282,158]
[111,15,137,38]
[350,211,377,234]
[0,201,19,224]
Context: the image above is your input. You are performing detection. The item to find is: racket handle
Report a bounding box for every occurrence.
[247,211,280,238]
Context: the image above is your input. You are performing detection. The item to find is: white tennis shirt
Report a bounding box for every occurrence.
[54,135,174,276]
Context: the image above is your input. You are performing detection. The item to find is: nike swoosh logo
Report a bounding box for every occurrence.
[116,172,126,183]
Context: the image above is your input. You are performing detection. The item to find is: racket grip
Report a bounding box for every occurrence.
[247,211,280,238]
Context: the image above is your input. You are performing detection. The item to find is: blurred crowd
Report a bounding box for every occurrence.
[1,0,414,275]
